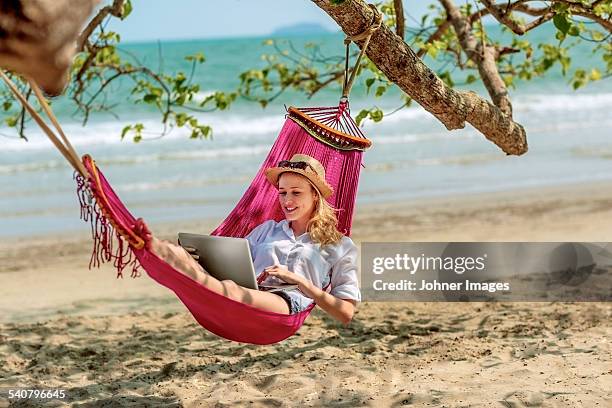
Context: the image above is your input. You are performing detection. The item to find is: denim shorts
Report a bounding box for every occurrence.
[273,289,313,314]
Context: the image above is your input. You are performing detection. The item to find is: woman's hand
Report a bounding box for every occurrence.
[263,265,357,325]
[132,218,153,249]
[261,265,306,286]
[182,246,200,261]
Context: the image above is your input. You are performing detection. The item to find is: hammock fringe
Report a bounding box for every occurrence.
[76,172,141,278]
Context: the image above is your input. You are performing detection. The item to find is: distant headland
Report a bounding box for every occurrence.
[270,23,334,36]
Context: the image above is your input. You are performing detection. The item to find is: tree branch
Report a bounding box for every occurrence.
[311,0,527,155]
[513,2,611,33]
[440,0,514,117]
[480,0,555,35]
[393,0,405,38]
[77,0,126,52]
[571,11,612,33]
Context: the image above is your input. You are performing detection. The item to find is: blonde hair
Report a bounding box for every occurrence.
[306,184,343,246]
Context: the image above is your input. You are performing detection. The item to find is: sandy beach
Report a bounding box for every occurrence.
[1,181,611,407]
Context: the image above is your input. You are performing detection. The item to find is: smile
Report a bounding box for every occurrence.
[285,207,297,213]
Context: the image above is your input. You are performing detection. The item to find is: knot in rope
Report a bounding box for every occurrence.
[344,4,383,45]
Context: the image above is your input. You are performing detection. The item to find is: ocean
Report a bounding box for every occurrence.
[1,27,611,238]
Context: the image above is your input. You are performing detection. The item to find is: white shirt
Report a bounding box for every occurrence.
[246,220,361,303]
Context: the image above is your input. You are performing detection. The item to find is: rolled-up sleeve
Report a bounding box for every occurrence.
[329,239,361,301]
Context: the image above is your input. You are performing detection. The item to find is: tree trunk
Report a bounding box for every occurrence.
[312,0,528,156]
[0,0,99,95]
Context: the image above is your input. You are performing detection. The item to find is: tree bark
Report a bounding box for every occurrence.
[311,0,528,156]
[0,0,99,95]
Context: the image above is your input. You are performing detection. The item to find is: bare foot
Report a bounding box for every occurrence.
[150,237,206,281]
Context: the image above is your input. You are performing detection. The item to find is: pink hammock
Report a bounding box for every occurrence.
[78,104,371,345]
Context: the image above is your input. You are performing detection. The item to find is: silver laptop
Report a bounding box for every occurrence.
[177,233,298,292]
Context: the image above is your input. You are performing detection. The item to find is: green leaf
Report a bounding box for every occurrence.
[439,71,455,87]
[175,113,188,127]
[426,43,439,59]
[199,125,212,138]
[174,72,187,88]
[5,116,17,127]
[185,52,206,63]
[594,2,612,16]
[121,125,131,140]
[365,78,376,92]
[214,92,231,110]
[553,14,571,35]
[560,56,571,75]
[555,31,566,42]
[375,86,386,97]
[568,26,580,37]
[465,74,477,84]
[121,0,133,20]
[355,109,369,126]
[120,123,145,143]
[369,108,383,122]
[143,94,158,104]
[552,3,570,13]
[572,69,586,89]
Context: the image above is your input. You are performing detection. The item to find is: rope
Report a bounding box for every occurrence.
[0,71,87,178]
[341,3,383,99]
[29,81,87,177]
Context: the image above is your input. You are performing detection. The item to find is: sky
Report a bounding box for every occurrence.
[106,0,435,42]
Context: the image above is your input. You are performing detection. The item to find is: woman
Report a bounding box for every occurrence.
[149,154,360,324]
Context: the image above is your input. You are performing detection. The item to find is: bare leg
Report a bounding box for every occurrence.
[150,238,290,314]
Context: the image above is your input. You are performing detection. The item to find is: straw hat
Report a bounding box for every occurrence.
[265,154,333,199]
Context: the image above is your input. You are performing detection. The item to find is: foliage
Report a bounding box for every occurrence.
[1,0,236,141]
[239,0,610,125]
[1,0,610,140]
